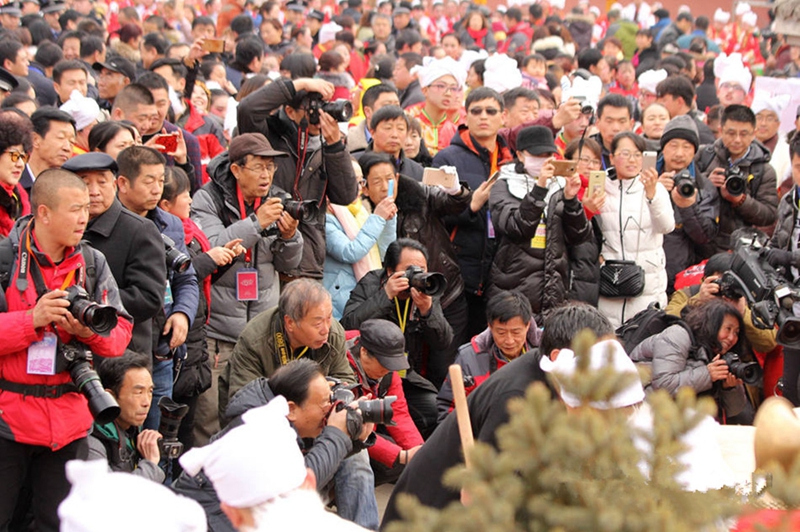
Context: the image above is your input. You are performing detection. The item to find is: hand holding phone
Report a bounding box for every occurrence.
[387,179,394,198]
[154,133,179,154]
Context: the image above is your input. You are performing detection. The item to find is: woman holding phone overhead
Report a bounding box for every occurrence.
[486,126,597,321]
[595,132,675,328]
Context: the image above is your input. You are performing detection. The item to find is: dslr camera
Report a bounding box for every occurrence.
[329,383,396,441]
[404,266,447,298]
[724,166,746,196]
[161,234,191,274]
[673,169,696,198]
[263,191,320,236]
[721,352,762,386]
[64,286,118,336]
[157,396,189,459]
[298,92,353,125]
[58,342,120,424]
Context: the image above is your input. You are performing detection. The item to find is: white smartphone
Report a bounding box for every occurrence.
[642,151,657,173]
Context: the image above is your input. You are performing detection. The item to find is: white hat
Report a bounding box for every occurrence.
[59,460,206,532]
[713,8,730,24]
[637,69,667,95]
[718,64,752,92]
[550,0,565,9]
[59,90,103,131]
[179,396,307,508]
[678,4,690,13]
[413,56,467,88]
[752,90,790,117]
[540,339,646,409]
[483,53,523,94]
[589,5,600,16]
[318,22,343,44]
[741,11,757,27]
[568,74,602,108]
[713,52,744,80]
[735,2,751,15]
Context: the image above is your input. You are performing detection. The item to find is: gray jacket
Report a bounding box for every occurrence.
[190,153,303,343]
[630,324,747,417]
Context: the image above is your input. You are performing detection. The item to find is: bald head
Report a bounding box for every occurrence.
[32,168,88,213]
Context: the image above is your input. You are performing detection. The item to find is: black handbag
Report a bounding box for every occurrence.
[599,259,645,298]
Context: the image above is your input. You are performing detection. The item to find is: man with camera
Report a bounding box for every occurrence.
[87,351,165,483]
[236,77,359,282]
[62,153,167,356]
[0,169,132,532]
[656,116,719,292]
[116,146,199,430]
[342,239,452,439]
[695,104,778,254]
[346,319,423,485]
[190,132,303,446]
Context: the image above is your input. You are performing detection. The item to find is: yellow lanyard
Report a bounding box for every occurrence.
[394,297,410,333]
[295,346,309,360]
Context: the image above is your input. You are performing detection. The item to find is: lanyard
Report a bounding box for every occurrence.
[394,297,410,333]
[18,223,76,295]
[275,331,309,366]
[236,186,261,264]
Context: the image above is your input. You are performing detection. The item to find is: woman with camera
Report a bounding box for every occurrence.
[595,132,675,328]
[630,299,749,421]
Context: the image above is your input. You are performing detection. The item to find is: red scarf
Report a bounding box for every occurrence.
[0,183,30,238]
[467,27,487,47]
[182,217,212,322]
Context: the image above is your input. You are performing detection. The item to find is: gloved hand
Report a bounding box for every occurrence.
[764,248,799,268]
[437,166,462,195]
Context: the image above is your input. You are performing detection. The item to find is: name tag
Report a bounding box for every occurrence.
[237,269,259,301]
[531,222,546,249]
[27,332,58,376]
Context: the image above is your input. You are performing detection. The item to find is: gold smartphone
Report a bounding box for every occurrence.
[587,170,606,198]
[202,38,225,53]
[551,160,578,177]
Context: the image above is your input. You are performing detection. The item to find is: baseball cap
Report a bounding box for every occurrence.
[63,153,119,175]
[228,133,287,162]
[357,319,409,372]
[93,56,136,81]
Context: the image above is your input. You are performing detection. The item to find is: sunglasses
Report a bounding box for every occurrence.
[468,107,501,116]
[5,151,28,164]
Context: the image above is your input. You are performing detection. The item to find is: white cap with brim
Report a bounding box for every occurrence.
[637,69,667,95]
[413,56,467,88]
[318,22,343,44]
[540,339,646,410]
[752,91,790,117]
[483,53,522,94]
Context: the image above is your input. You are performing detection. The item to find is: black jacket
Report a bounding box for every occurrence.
[770,189,800,284]
[236,79,359,278]
[399,79,425,109]
[83,199,167,355]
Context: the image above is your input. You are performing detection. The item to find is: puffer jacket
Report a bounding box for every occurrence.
[770,188,800,272]
[694,139,778,253]
[630,324,747,417]
[486,165,596,321]
[190,152,304,343]
[236,79,360,279]
[565,12,593,52]
[391,174,471,310]
[596,176,675,328]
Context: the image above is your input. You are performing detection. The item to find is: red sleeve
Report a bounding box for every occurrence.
[82,318,133,358]
[0,310,43,356]
[367,372,424,467]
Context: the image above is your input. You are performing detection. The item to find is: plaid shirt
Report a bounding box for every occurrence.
[163,121,204,193]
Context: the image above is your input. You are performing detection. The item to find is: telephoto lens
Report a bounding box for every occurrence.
[64,286,118,336]
[161,234,191,273]
[404,266,448,297]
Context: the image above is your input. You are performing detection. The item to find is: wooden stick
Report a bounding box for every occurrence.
[449,364,474,469]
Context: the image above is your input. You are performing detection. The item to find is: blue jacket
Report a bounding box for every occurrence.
[324,210,396,320]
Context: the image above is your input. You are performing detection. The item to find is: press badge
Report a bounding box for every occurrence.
[237,269,258,301]
[531,221,546,249]
[164,280,173,305]
[27,332,58,375]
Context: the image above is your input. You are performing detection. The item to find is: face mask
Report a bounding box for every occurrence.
[523,155,547,177]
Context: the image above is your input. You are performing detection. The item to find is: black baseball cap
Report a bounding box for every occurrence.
[63,153,119,175]
[357,319,409,372]
[93,56,136,81]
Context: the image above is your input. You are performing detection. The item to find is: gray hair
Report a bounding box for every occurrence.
[279,279,331,322]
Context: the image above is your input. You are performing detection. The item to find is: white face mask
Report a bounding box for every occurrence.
[523,155,548,177]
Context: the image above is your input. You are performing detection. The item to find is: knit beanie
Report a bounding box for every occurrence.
[660,114,699,152]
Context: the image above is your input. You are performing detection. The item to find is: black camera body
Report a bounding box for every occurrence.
[301,92,353,125]
[329,385,396,441]
[263,191,320,236]
[59,343,120,424]
[713,271,747,300]
[673,169,696,198]
[161,234,191,274]
[158,396,189,459]
[721,352,762,386]
[724,165,746,196]
[64,285,118,336]
[404,265,447,298]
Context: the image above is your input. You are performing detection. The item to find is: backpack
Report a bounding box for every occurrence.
[616,302,692,355]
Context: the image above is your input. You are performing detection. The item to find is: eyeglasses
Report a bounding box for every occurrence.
[468,107,501,116]
[756,114,778,123]
[428,83,463,93]
[4,150,28,164]
[719,82,744,92]
[242,163,276,174]
[579,156,602,168]
[614,150,643,160]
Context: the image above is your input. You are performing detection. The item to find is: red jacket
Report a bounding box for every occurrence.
[0,221,132,449]
[346,350,423,467]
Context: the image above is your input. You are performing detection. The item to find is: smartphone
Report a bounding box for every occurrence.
[486,171,500,186]
[202,38,225,53]
[642,151,657,173]
[551,160,578,177]
[387,178,394,198]
[588,170,606,198]
[422,167,457,189]
[154,133,178,154]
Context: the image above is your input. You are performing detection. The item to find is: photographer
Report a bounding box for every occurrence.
[88,351,164,483]
[0,170,132,532]
[236,77,359,281]
[694,104,778,254]
[630,299,749,422]
[656,116,719,292]
[347,319,423,485]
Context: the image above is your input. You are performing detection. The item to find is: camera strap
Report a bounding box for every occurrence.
[236,185,261,264]
[16,223,76,299]
[394,297,410,333]
[274,330,308,366]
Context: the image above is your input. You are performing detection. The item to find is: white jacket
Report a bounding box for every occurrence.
[596,176,675,328]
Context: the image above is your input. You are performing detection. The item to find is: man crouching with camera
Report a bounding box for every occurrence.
[0,169,132,532]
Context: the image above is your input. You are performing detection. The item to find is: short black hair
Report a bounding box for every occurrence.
[468,59,485,84]
[362,83,399,109]
[676,11,693,23]
[384,238,428,270]
[486,290,532,324]
[231,13,254,35]
[465,86,504,111]
[395,28,422,50]
[88,121,137,153]
[34,41,63,68]
[704,253,734,278]
[97,351,152,397]
[721,104,756,127]
[610,131,646,154]
[151,59,188,80]
[506,7,522,22]
[359,151,394,179]
[142,32,169,54]
[0,109,33,153]
[539,303,614,357]
[117,145,166,184]
[656,75,694,107]
[695,15,709,31]
[58,10,81,31]
[398,51,423,69]
[596,93,631,119]
[80,35,104,59]
[192,16,215,29]
[232,35,264,73]
[503,86,539,109]
[0,93,36,114]
[528,3,543,19]
[577,48,603,70]
[136,71,170,93]
[0,39,23,66]
[53,60,87,84]
[280,53,317,79]
[370,104,409,131]
[31,107,75,138]
[269,359,325,406]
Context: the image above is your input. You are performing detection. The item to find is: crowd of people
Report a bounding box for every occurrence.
[0,0,798,529]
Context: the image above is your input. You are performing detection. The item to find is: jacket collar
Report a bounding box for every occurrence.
[87,198,124,238]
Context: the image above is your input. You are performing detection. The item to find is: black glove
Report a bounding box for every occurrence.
[764,248,797,268]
